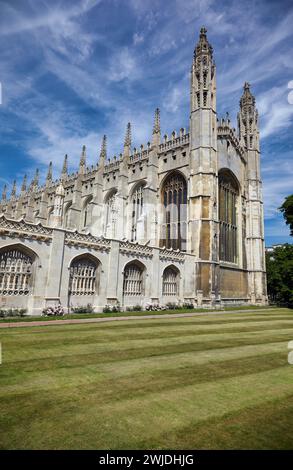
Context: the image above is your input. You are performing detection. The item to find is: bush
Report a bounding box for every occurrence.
[103,304,121,313]
[103,305,112,313]
[0,308,27,318]
[71,304,94,314]
[165,302,179,310]
[125,305,142,312]
[111,305,121,313]
[182,302,194,309]
[145,303,167,311]
[42,305,64,316]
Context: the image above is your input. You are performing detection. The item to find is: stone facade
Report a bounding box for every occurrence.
[0,28,267,314]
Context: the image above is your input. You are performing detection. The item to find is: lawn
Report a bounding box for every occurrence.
[0,308,293,449]
[0,304,272,322]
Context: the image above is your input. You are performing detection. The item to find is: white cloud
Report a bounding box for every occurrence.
[133,33,144,45]
[1,0,293,238]
[0,0,101,36]
[108,48,140,82]
[258,86,293,139]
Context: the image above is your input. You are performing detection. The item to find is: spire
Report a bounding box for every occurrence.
[191,26,216,113]
[99,135,107,163]
[46,161,53,184]
[11,180,17,199]
[123,122,131,158]
[21,174,27,194]
[61,154,68,179]
[124,122,131,147]
[194,26,213,61]
[240,82,256,110]
[152,108,161,147]
[238,82,258,149]
[1,184,7,202]
[153,108,160,134]
[79,145,86,173]
[30,169,39,190]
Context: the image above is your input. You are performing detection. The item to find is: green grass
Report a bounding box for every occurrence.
[0,304,273,322]
[0,308,293,449]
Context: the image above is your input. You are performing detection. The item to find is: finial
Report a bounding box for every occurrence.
[153,108,160,135]
[31,168,39,189]
[11,180,17,198]
[100,135,107,161]
[1,184,7,201]
[240,81,255,109]
[21,174,27,193]
[46,161,53,182]
[124,122,131,148]
[79,145,86,171]
[194,25,213,59]
[61,154,68,178]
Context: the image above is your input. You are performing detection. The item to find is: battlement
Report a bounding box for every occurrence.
[159,129,189,153]
[217,116,246,160]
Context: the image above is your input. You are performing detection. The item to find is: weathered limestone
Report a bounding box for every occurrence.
[0,28,267,314]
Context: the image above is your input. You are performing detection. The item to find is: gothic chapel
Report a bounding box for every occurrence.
[0,28,267,314]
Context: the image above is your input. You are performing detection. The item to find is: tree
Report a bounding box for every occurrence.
[266,244,293,307]
[279,194,293,236]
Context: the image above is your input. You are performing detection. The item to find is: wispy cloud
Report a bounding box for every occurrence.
[0,0,292,244]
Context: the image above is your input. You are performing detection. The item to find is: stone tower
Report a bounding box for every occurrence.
[189,27,219,305]
[238,83,266,303]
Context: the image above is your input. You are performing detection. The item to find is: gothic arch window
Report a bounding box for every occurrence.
[63,202,72,228]
[162,266,179,296]
[218,169,239,263]
[160,172,187,251]
[82,196,93,228]
[69,256,98,296]
[104,190,118,238]
[0,246,35,296]
[123,261,144,296]
[131,183,146,242]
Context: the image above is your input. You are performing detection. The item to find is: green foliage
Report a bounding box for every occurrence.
[279,194,293,236]
[266,244,293,307]
[165,302,180,310]
[103,304,121,313]
[0,308,27,318]
[71,304,94,314]
[125,305,142,312]
[182,302,194,309]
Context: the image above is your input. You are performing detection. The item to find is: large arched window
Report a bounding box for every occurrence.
[162,266,179,296]
[160,172,187,251]
[218,169,239,263]
[123,261,144,296]
[0,247,34,296]
[69,256,98,296]
[131,183,145,242]
[104,190,118,238]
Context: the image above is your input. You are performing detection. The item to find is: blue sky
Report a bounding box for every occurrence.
[0,0,292,245]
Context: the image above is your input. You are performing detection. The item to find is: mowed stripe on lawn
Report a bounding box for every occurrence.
[0,308,292,449]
